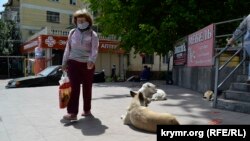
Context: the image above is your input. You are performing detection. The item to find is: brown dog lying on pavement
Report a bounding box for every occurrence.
[203,90,214,101]
[121,91,180,133]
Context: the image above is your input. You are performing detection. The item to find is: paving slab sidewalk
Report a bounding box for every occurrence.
[0,80,249,141]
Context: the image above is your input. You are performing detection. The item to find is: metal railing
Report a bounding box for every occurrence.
[212,17,247,108]
[26,26,71,41]
[213,28,247,108]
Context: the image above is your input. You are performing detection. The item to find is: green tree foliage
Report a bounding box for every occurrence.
[0,19,21,56]
[84,0,250,55]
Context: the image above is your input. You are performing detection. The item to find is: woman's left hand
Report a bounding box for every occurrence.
[87,62,95,69]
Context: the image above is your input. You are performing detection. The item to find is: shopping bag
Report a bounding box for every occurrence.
[59,72,71,109]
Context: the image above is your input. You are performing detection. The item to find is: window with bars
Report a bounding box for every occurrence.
[47,11,60,23]
[142,55,154,64]
[70,0,76,5]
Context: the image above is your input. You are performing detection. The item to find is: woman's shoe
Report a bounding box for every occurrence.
[81,111,92,116]
[63,114,77,120]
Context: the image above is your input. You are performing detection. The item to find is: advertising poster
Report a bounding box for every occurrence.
[187,24,214,67]
[174,37,187,66]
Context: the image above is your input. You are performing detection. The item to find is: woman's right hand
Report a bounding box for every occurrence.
[226,38,234,46]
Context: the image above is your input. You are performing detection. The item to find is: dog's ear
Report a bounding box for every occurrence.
[130,91,137,97]
[138,92,144,101]
[147,83,156,88]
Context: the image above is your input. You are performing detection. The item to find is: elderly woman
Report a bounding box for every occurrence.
[62,9,99,120]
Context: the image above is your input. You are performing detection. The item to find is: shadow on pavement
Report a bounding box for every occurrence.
[127,124,155,135]
[60,115,108,136]
[92,94,129,100]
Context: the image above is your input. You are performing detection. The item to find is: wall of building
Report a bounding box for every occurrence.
[125,49,173,80]
[172,66,243,93]
[95,53,127,78]
[12,0,19,7]
[127,48,172,72]
[19,0,84,41]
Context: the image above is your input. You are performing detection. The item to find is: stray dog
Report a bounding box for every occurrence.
[138,82,157,99]
[203,90,214,101]
[151,89,167,101]
[138,82,167,101]
[121,91,179,133]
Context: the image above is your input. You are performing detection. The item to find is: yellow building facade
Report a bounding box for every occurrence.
[19,0,85,41]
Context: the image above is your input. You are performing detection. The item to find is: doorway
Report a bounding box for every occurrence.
[52,49,64,65]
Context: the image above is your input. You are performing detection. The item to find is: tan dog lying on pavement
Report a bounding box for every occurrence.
[203,90,214,101]
[121,91,179,133]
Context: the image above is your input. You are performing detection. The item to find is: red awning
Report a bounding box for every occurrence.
[21,35,125,54]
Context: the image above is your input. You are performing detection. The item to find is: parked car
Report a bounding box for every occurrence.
[6,65,105,88]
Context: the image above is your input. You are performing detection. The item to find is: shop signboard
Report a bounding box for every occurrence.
[21,35,68,53]
[40,35,67,49]
[187,24,214,67]
[21,37,38,53]
[173,37,187,66]
[99,40,125,54]
[21,35,125,54]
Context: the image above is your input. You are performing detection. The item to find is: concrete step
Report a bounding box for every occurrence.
[216,98,250,114]
[224,90,250,102]
[230,82,250,92]
[236,75,248,83]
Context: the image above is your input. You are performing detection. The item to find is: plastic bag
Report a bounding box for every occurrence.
[59,72,71,109]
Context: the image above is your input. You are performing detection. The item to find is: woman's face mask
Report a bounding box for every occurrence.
[77,22,89,30]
